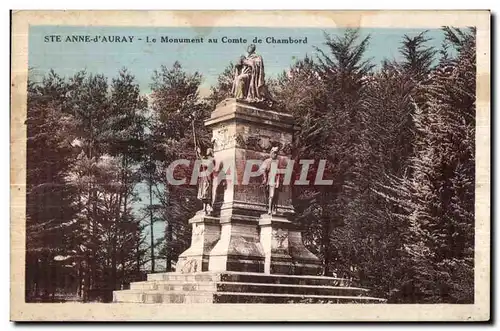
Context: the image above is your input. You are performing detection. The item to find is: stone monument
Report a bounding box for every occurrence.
[203,97,322,275]
[113,46,386,304]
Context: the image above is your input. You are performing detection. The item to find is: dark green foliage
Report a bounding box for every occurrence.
[273,28,475,302]
[148,61,211,270]
[380,27,476,303]
[206,62,236,109]
[26,69,148,302]
[398,30,438,80]
[25,70,80,301]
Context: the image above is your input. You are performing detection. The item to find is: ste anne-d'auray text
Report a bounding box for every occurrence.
[44,35,308,44]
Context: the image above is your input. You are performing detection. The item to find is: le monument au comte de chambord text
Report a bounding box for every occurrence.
[43,34,309,45]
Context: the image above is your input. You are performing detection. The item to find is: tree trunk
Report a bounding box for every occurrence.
[77,261,82,298]
[149,167,155,273]
[165,222,172,271]
[322,216,331,276]
[111,190,122,291]
[136,237,141,275]
[119,157,129,286]
[90,193,98,294]
[82,257,90,302]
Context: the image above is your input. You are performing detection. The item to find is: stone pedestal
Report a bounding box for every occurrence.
[288,229,323,275]
[259,214,293,274]
[259,214,321,275]
[208,219,265,273]
[204,99,320,275]
[176,212,220,273]
[206,99,296,219]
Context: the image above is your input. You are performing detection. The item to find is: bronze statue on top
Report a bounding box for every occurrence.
[232,44,273,105]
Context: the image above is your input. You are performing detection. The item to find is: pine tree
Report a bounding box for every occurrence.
[61,70,149,300]
[64,72,112,299]
[148,61,210,270]
[103,68,148,289]
[380,27,476,303]
[326,30,442,299]
[206,62,236,108]
[399,31,438,81]
[314,29,375,277]
[25,70,79,301]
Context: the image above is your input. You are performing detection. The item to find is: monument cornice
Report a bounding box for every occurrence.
[205,98,299,132]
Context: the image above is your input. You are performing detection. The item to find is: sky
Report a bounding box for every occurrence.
[28,26,445,267]
[29,26,446,97]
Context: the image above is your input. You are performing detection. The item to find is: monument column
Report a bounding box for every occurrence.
[205,98,321,275]
[205,99,272,272]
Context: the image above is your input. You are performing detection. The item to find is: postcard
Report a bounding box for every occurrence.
[10,10,490,321]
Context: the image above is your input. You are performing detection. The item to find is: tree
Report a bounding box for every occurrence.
[398,31,438,81]
[314,29,374,277]
[103,68,148,288]
[148,61,210,270]
[26,69,150,302]
[206,62,236,109]
[25,70,78,301]
[64,72,113,299]
[380,27,476,303]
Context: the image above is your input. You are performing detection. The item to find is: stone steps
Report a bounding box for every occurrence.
[113,290,214,304]
[130,281,216,291]
[113,289,385,304]
[147,272,221,282]
[213,292,386,304]
[147,271,352,287]
[130,280,368,297]
[114,271,386,304]
[217,282,368,297]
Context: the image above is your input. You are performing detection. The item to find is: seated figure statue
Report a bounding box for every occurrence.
[232,44,271,103]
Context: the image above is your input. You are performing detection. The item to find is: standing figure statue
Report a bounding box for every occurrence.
[260,146,284,215]
[232,44,271,102]
[196,146,215,215]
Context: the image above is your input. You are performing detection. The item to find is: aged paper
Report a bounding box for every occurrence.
[11,10,490,321]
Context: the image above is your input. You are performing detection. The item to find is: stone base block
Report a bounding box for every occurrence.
[259,214,322,275]
[176,212,220,273]
[288,229,323,275]
[259,214,293,274]
[208,221,265,273]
